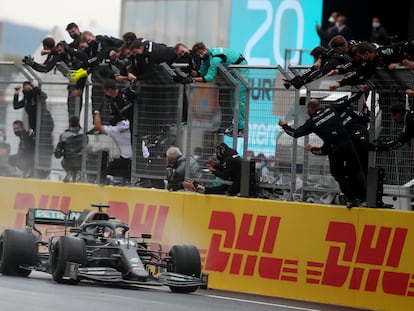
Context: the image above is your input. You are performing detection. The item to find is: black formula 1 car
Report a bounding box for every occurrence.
[0,204,205,293]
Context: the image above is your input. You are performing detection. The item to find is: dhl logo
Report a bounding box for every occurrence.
[204,211,298,282]
[307,221,414,297]
[204,212,414,297]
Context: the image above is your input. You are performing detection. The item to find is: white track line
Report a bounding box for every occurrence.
[204,294,321,311]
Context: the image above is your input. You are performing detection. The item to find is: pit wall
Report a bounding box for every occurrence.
[1,176,413,311]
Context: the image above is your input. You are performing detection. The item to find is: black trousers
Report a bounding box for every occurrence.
[105,157,131,180]
[328,140,367,201]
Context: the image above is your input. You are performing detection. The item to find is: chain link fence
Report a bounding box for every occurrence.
[0,61,413,209]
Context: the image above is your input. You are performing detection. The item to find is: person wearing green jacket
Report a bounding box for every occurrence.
[192,42,248,136]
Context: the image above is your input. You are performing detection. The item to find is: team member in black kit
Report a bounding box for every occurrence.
[330,40,414,90]
[81,30,124,123]
[284,35,354,89]
[102,79,136,142]
[128,39,177,81]
[279,93,367,207]
[375,101,414,151]
[183,143,242,196]
[308,93,372,179]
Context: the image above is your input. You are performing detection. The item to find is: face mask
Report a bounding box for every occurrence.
[328,16,335,24]
[181,51,189,58]
[14,131,23,137]
[372,22,380,28]
[23,89,34,97]
[335,22,340,28]
[202,54,209,61]
[0,136,4,143]
[89,41,98,50]
[69,32,80,39]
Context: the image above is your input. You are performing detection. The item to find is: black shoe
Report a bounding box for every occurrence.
[347,199,362,209]
[334,193,348,205]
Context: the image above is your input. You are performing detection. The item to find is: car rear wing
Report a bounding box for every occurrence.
[26,208,83,227]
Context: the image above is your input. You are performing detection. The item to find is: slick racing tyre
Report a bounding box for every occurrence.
[50,236,86,284]
[168,244,201,293]
[0,229,37,277]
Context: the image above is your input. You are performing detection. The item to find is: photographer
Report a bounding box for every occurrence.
[375,101,414,151]
[183,143,242,196]
[13,80,54,179]
[165,146,202,191]
[13,80,52,132]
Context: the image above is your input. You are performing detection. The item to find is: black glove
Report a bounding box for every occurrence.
[283,79,292,89]
[375,137,396,152]
[290,76,305,89]
[172,74,194,84]
[375,144,389,152]
[22,55,34,66]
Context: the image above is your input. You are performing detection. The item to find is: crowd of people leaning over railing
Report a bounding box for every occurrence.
[2,20,414,207]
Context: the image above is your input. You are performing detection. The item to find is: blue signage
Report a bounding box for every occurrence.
[226,0,323,157]
[229,0,323,66]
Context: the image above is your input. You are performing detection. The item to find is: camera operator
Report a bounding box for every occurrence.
[165,146,202,191]
[13,81,50,133]
[183,143,242,196]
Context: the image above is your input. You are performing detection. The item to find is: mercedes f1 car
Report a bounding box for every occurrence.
[0,204,205,293]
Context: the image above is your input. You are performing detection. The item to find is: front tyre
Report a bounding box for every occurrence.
[168,245,201,293]
[50,236,86,284]
[0,229,37,277]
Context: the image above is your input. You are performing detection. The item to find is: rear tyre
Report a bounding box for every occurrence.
[50,236,86,284]
[0,229,37,277]
[168,244,201,293]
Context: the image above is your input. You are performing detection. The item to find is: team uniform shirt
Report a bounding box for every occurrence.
[104,120,132,159]
[380,110,414,150]
[198,47,247,82]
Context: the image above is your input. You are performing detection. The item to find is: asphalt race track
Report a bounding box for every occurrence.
[0,271,369,311]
